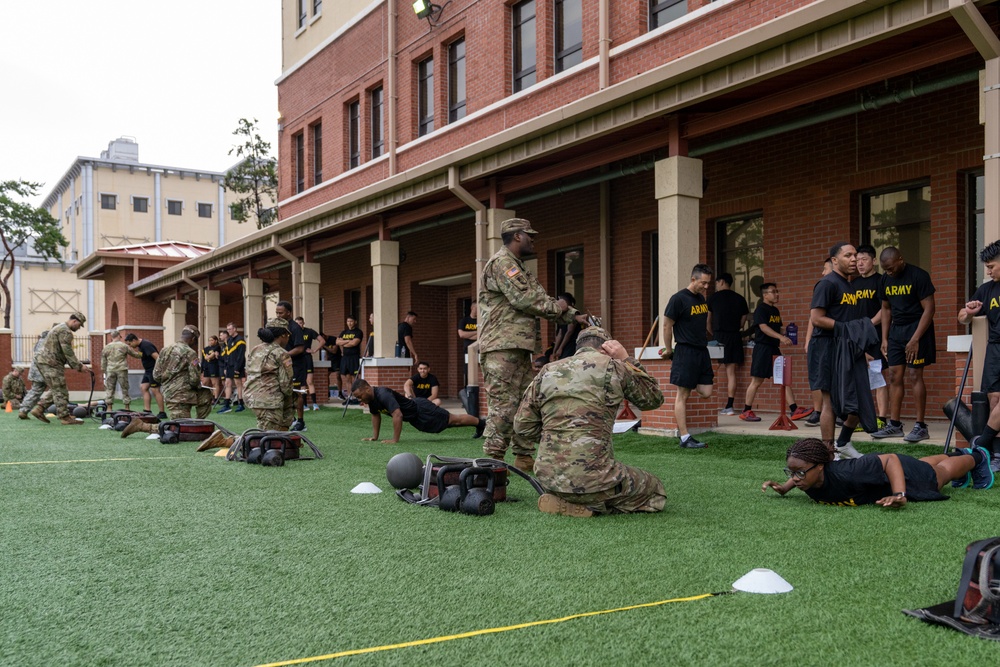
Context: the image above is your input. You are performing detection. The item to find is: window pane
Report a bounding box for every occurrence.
[718,215,763,307]
[864,185,931,270]
[198,203,212,218]
[313,122,323,184]
[295,133,305,193]
[651,0,687,29]
[101,194,116,210]
[972,173,985,292]
[418,58,434,135]
[555,247,585,307]
[514,1,536,92]
[371,87,384,157]
[449,39,466,122]
[556,0,583,72]
[133,197,147,213]
[349,102,360,168]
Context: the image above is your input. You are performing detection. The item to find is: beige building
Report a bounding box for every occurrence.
[11,137,258,362]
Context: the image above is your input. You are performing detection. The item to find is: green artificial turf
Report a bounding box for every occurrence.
[1,409,997,666]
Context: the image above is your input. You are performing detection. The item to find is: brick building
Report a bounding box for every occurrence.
[93,0,999,434]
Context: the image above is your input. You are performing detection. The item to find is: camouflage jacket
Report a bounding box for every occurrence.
[478,246,578,353]
[101,340,141,373]
[2,373,25,400]
[514,346,664,494]
[27,334,48,382]
[37,323,82,371]
[152,342,201,402]
[243,342,293,410]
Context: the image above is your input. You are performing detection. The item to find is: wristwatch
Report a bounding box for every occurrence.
[894,491,906,498]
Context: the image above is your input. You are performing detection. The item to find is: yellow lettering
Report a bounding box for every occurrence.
[769,315,781,324]
[691,304,708,315]
[885,285,913,297]
[991,297,1000,310]
[913,358,924,365]
[840,293,858,305]
[855,289,875,299]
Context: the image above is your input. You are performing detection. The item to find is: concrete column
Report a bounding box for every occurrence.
[484,208,513,264]
[300,262,321,331]
[985,58,1000,245]
[371,240,399,359]
[655,156,703,345]
[243,278,265,331]
[204,290,221,340]
[168,300,188,344]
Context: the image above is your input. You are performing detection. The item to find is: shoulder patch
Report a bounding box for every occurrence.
[506,266,521,278]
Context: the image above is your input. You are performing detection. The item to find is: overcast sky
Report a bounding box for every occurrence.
[0,0,280,206]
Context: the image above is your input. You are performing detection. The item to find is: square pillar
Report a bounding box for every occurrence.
[243,278,265,331]
[204,290,221,340]
[300,262,321,331]
[371,240,399,359]
[655,156,703,345]
[485,208,513,260]
[168,299,188,343]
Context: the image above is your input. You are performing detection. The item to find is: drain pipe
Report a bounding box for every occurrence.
[599,0,610,90]
[388,0,398,176]
[271,235,301,314]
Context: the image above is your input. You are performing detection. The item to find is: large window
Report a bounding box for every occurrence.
[555,0,582,73]
[969,171,985,295]
[717,214,764,308]
[371,86,384,158]
[294,132,305,193]
[650,0,687,29]
[554,247,585,308]
[861,182,931,271]
[312,122,323,184]
[417,57,434,136]
[348,101,360,168]
[513,1,536,93]
[448,39,466,123]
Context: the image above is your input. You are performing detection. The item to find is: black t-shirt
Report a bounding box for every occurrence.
[202,345,220,366]
[300,327,319,357]
[138,340,158,371]
[804,453,945,506]
[410,373,439,399]
[227,334,247,368]
[881,263,935,326]
[458,317,477,350]
[320,333,342,361]
[707,289,749,333]
[809,272,863,338]
[339,327,364,358]
[970,280,1000,343]
[852,273,883,321]
[665,288,709,347]
[397,322,413,350]
[285,319,307,371]
[753,303,782,348]
[369,386,418,422]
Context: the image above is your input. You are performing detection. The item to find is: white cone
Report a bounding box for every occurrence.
[732,568,793,594]
[98,424,113,430]
[146,433,161,440]
[351,482,382,494]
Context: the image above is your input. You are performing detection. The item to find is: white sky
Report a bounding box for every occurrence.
[0,0,280,206]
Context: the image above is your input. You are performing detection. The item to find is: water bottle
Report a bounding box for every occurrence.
[786,323,798,345]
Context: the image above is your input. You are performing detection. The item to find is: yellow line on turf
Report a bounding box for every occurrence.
[253,592,718,667]
[0,457,186,466]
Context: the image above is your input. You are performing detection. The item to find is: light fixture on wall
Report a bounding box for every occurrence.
[412,0,447,26]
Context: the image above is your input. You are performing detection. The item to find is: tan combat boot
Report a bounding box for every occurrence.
[514,454,536,475]
[121,417,158,439]
[18,410,29,420]
[196,430,235,452]
[538,493,594,518]
[59,415,84,425]
[30,405,50,424]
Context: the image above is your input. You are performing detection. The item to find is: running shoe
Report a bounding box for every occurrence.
[739,409,761,422]
[992,455,1000,474]
[679,435,707,449]
[789,407,814,421]
[903,424,929,442]
[876,417,887,430]
[951,455,972,488]
[971,442,995,490]
[834,442,863,459]
[870,422,904,439]
[233,404,245,413]
[719,407,735,416]
[804,411,821,427]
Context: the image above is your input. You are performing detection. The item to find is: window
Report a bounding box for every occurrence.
[198,202,213,218]
[167,199,183,216]
[133,197,148,213]
[555,0,582,73]
[297,0,307,28]
[417,57,434,136]
[294,132,305,193]
[448,39,466,122]
[716,214,764,308]
[554,247,584,307]
[650,0,687,29]
[312,122,323,184]
[371,87,385,158]
[861,182,931,271]
[230,202,246,222]
[100,193,116,210]
[313,0,321,15]
[348,101,360,169]
[347,289,361,322]
[513,1,536,92]
[969,171,985,295]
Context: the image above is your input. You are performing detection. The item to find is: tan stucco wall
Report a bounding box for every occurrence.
[282,0,380,71]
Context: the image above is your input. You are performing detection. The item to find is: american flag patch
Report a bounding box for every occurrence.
[506,266,521,278]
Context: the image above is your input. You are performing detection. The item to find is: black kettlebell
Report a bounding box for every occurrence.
[246,447,264,464]
[437,464,466,512]
[459,467,495,516]
[261,448,284,467]
[158,422,179,444]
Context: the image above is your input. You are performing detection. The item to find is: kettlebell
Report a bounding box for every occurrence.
[459,467,496,516]
[437,464,466,512]
[246,447,264,464]
[261,448,285,467]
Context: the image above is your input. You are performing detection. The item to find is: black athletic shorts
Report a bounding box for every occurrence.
[669,344,714,389]
[305,355,314,374]
[715,331,744,365]
[750,345,779,379]
[340,355,361,376]
[292,364,307,389]
[140,370,159,388]
[202,362,219,378]
[411,398,450,433]
[807,336,833,392]
[886,321,936,368]
[328,353,342,374]
[982,343,1000,393]
[225,365,245,380]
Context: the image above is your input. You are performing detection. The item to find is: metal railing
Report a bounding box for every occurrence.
[11,335,90,366]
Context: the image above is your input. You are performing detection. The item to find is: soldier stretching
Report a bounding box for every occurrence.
[24,313,90,425]
[478,218,587,473]
[101,329,141,411]
[352,379,485,443]
[3,367,26,410]
[17,330,54,420]
[514,327,666,517]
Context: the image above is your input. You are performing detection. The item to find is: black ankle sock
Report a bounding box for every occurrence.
[970,448,986,466]
[743,405,752,413]
[789,403,798,413]
[980,426,999,454]
[726,397,735,408]
[889,419,902,427]
[838,425,854,443]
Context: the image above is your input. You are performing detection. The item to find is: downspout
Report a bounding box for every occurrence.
[271,235,301,315]
[598,0,610,90]
[388,0,398,176]
[599,174,611,331]
[181,271,204,335]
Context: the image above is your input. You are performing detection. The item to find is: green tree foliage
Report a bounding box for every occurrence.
[222,118,278,230]
[0,180,68,328]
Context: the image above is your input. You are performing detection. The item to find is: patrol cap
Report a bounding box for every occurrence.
[70,312,86,324]
[182,324,201,338]
[266,317,290,332]
[500,218,539,236]
[576,326,611,346]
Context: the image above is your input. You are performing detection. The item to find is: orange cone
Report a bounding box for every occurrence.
[4,401,11,412]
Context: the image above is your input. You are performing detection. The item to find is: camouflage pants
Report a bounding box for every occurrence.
[481,349,535,458]
[19,383,53,413]
[36,364,71,419]
[547,464,666,515]
[7,398,21,410]
[165,387,214,420]
[252,407,293,432]
[104,370,131,408]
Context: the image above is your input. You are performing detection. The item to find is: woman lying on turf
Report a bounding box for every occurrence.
[760,437,994,507]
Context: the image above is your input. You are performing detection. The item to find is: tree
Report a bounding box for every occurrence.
[223,118,278,230]
[0,180,68,329]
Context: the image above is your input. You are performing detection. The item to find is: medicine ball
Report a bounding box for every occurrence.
[72,405,90,418]
[386,452,423,489]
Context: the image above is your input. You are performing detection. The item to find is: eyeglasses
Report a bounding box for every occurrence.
[783,464,817,480]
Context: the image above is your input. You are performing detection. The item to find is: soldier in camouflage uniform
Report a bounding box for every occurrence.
[28,313,89,425]
[244,318,295,431]
[514,327,667,517]
[3,367,26,409]
[17,330,54,420]
[101,329,141,410]
[478,218,588,473]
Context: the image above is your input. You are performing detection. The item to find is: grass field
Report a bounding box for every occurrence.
[1,408,997,667]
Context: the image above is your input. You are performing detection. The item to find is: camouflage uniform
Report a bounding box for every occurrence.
[34,322,84,419]
[244,333,295,431]
[479,239,577,458]
[514,336,667,514]
[18,333,54,415]
[153,340,213,420]
[101,340,141,408]
[2,371,26,409]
